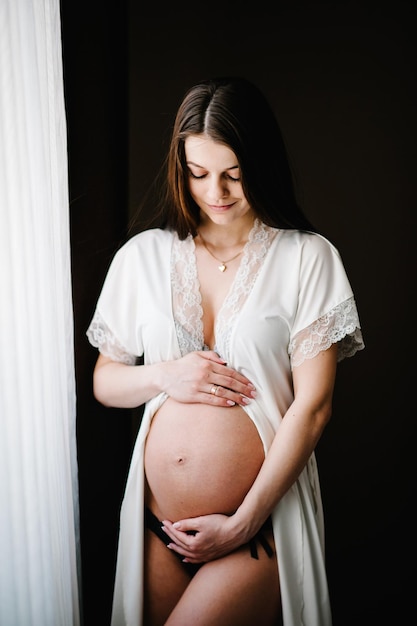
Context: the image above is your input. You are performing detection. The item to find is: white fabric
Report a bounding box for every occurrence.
[87,221,364,626]
[0,1,81,625]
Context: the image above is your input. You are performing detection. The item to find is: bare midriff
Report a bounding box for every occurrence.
[144,397,265,521]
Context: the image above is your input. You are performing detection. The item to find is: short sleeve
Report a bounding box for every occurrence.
[86,237,145,364]
[288,234,364,368]
[86,309,137,365]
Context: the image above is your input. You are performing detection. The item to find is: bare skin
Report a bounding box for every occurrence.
[144,401,265,520]
[143,524,281,626]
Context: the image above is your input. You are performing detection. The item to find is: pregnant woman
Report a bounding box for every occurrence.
[87,76,364,626]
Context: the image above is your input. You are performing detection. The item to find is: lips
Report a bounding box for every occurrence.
[207,203,235,211]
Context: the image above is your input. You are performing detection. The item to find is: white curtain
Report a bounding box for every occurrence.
[0,1,81,625]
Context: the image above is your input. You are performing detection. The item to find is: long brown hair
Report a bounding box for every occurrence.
[131,77,318,239]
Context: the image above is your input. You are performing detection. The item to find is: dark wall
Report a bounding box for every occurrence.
[60,2,132,625]
[63,1,416,625]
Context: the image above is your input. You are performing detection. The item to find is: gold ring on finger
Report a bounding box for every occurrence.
[210,384,219,396]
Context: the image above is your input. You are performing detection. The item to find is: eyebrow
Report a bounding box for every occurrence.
[186,161,239,171]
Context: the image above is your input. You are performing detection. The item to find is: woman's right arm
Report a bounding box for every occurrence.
[93,351,256,409]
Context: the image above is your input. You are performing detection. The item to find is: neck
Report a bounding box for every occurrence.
[197,216,255,248]
[197,219,255,272]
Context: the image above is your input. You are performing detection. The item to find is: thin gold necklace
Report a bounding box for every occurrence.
[198,233,245,272]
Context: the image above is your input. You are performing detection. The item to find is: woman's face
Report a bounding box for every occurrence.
[184,135,254,227]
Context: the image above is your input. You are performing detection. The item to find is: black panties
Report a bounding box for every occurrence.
[144,507,274,577]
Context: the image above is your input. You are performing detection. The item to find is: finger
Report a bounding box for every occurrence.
[207,365,256,397]
[208,383,221,398]
[165,535,207,561]
[202,354,253,387]
[162,521,198,548]
[208,384,252,407]
[204,384,235,406]
[199,351,227,364]
[221,372,257,394]
[166,543,190,558]
[217,361,253,380]
[193,350,255,390]
[213,365,254,388]
[167,543,205,563]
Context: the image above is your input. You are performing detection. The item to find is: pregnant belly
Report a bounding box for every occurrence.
[144,397,265,521]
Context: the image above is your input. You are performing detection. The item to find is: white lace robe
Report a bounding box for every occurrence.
[87,219,364,626]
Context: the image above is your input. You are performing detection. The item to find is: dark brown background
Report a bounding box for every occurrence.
[61,1,416,624]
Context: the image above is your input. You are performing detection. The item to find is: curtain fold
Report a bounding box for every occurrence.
[0,1,81,624]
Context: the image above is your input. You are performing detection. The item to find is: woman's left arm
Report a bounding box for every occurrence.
[161,342,338,563]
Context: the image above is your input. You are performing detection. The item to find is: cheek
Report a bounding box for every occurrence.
[188,181,203,201]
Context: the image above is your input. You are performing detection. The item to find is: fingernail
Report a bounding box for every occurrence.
[250,390,257,398]
[227,400,236,406]
[161,526,166,532]
[241,396,251,405]
[173,522,180,528]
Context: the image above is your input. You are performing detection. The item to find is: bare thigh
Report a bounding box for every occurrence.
[143,528,192,626]
[144,526,282,626]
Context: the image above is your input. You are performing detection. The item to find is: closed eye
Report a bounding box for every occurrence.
[189,171,206,180]
[188,171,240,182]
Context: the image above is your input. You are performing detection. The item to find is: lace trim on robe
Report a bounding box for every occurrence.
[215,221,277,358]
[171,229,205,355]
[289,296,364,368]
[86,310,137,365]
[171,219,278,358]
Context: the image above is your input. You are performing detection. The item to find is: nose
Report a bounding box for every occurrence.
[208,177,229,203]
